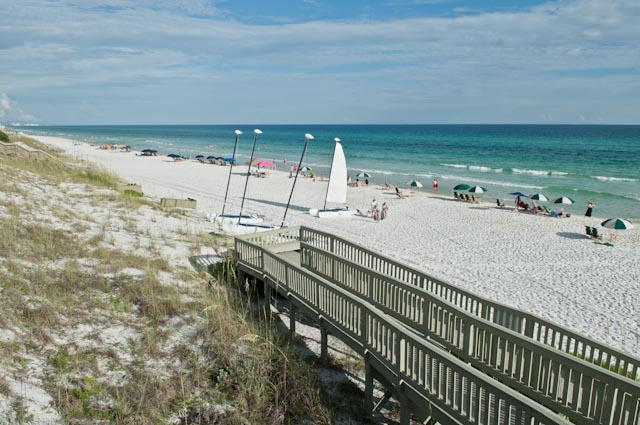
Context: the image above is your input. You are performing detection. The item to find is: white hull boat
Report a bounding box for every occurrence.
[207,212,264,226]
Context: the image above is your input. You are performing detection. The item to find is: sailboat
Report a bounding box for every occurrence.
[309,138,356,218]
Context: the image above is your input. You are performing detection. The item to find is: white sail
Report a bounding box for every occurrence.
[325,142,348,205]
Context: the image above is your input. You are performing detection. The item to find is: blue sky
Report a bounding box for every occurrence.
[0,0,639,124]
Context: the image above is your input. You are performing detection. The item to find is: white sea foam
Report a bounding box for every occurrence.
[438,174,544,189]
[512,168,549,176]
[593,176,638,182]
[468,165,494,172]
[441,163,467,169]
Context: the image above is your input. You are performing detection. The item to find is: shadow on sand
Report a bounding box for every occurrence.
[556,232,590,240]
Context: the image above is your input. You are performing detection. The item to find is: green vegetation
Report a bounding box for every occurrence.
[0,129,9,142]
[0,144,348,424]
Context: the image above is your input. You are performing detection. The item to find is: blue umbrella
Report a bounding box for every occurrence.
[509,192,528,197]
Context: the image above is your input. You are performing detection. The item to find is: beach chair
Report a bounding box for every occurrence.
[542,206,551,215]
[395,187,406,199]
[585,226,592,237]
[591,227,602,239]
[464,194,470,202]
[454,192,459,200]
[496,198,505,207]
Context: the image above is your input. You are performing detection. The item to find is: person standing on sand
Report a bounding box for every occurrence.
[585,201,594,217]
[433,179,439,191]
[381,202,388,220]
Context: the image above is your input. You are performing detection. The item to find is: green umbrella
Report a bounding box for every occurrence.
[554,196,575,205]
[407,180,423,188]
[468,186,487,194]
[453,183,470,191]
[356,172,371,179]
[601,218,633,230]
[530,193,549,202]
[299,166,312,172]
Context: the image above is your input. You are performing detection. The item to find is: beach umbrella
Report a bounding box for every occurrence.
[221,129,242,217]
[258,160,276,168]
[509,192,528,197]
[407,180,423,188]
[530,193,549,202]
[453,183,470,191]
[167,153,180,158]
[356,172,371,179]
[224,157,236,164]
[601,218,633,230]
[468,186,487,194]
[195,155,204,159]
[554,196,575,205]
[300,166,313,173]
[206,155,216,160]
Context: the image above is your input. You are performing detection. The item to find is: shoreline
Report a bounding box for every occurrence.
[29,133,640,355]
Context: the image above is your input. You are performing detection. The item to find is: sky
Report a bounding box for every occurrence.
[0,0,639,125]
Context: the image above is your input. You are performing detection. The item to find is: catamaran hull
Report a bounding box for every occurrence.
[309,208,357,218]
[207,213,264,225]
[215,221,275,235]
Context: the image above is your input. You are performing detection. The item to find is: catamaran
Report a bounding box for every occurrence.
[309,138,356,218]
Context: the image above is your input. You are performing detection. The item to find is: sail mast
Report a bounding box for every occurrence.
[323,137,340,210]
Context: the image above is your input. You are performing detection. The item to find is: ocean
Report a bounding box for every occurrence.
[21,124,640,219]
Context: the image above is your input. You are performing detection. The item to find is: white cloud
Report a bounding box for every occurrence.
[0,93,38,123]
[0,0,638,123]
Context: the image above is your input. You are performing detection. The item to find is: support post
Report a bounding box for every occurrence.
[263,282,271,317]
[320,325,328,363]
[289,303,296,339]
[398,385,409,425]
[364,357,373,414]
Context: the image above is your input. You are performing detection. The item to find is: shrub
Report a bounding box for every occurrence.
[0,130,9,142]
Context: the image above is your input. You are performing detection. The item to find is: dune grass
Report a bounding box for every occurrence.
[0,147,340,424]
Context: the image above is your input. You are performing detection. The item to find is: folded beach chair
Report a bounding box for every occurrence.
[496,198,504,207]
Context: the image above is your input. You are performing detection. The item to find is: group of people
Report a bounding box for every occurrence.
[369,198,389,221]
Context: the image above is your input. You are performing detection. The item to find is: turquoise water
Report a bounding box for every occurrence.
[22,125,640,219]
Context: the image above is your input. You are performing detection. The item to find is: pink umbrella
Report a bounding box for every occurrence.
[257,160,276,168]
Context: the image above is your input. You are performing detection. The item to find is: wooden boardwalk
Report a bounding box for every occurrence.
[235,226,639,425]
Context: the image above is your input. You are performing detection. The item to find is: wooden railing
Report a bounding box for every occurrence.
[300,240,640,425]
[235,232,574,425]
[299,226,640,382]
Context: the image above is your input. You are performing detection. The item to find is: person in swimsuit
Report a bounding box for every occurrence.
[585,201,594,217]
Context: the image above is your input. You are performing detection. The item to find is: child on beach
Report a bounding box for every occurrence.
[433,179,439,191]
[381,202,388,220]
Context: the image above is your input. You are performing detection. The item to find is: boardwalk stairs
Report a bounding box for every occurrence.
[234,226,640,425]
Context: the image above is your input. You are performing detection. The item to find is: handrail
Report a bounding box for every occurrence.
[299,241,640,425]
[299,226,640,381]
[235,234,574,425]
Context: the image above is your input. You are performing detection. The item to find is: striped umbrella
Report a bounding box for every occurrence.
[453,183,470,191]
[553,196,574,205]
[601,218,633,230]
[356,172,371,179]
[407,180,423,188]
[468,186,488,194]
[530,193,549,202]
[300,166,312,172]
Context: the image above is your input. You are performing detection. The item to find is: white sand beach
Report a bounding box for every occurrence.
[35,134,640,355]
